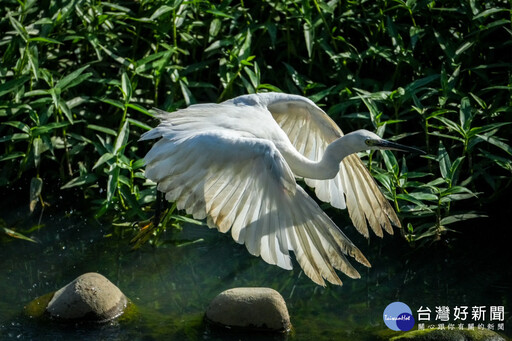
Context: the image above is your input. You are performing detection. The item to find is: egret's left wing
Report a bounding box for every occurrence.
[261,93,400,238]
[141,118,370,286]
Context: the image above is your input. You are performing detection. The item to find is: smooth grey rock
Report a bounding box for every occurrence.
[205,287,291,332]
[46,272,127,322]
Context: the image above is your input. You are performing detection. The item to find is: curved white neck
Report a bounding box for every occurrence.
[279,135,358,180]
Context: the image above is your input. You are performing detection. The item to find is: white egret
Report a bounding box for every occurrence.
[140,92,423,286]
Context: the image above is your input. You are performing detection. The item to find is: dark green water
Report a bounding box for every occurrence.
[1,203,510,340]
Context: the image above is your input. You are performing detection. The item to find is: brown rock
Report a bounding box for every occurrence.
[46,272,127,322]
[205,287,291,332]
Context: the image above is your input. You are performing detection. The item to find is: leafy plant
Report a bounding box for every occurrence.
[1,0,510,246]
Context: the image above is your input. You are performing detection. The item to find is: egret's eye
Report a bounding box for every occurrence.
[365,139,372,146]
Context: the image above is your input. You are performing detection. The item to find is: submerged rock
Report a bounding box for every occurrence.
[389,328,506,341]
[45,272,127,322]
[205,287,291,332]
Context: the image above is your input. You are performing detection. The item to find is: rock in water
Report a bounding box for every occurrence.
[205,287,291,332]
[46,272,127,322]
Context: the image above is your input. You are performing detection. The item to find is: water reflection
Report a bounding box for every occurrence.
[0,209,510,340]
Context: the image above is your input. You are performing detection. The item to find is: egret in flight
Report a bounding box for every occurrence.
[141,92,423,286]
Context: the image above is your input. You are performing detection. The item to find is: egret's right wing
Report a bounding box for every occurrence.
[265,94,400,238]
[141,127,369,286]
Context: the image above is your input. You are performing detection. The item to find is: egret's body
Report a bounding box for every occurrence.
[141,92,422,286]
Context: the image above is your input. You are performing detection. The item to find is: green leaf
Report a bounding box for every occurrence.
[396,193,429,208]
[135,50,173,73]
[32,137,44,168]
[438,141,451,180]
[403,74,440,94]
[448,156,465,184]
[204,39,231,53]
[121,72,132,102]
[425,109,456,120]
[61,72,93,92]
[29,177,43,212]
[55,65,90,91]
[428,131,465,143]
[0,152,25,162]
[106,165,120,203]
[459,97,471,131]
[407,192,438,202]
[98,44,132,68]
[455,41,474,58]
[0,75,31,97]
[303,22,313,58]
[440,212,487,225]
[469,92,487,109]
[357,94,380,128]
[132,158,146,170]
[87,124,117,136]
[404,171,431,179]
[238,30,253,61]
[126,103,155,117]
[61,174,98,189]
[93,152,115,170]
[8,13,29,42]
[101,98,125,110]
[309,86,335,103]
[58,98,74,124]
[209,18,222,38]
[426,177,448,188]
[470,122,512,137]
[0,133,30,143]
[2,227,38,243]
[380,150,399,176]
[257,84,283,92]
[102,2,132,13]
[244,66,259,90]
[478,150,512,172]
[473,8,509,20]
[433,116,464,137]
[440,193,476,203]
[206,9,235,19]
[169,214,204,226]
[127,118,152,131]
[179,79,193,106]
[28,37,62,44]
[433,30,454,60]
[2,121,30,133]
[149,5,176,20]
[31,121,71,136]
[114,120,129,155]
[373,173,393,193]
[477,134,512,156]
[441,185,475,197]
[119,189,146,218]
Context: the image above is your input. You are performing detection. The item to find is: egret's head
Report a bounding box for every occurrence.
[347,129,425,154]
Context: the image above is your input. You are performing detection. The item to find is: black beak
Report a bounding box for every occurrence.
[376,139,426,154]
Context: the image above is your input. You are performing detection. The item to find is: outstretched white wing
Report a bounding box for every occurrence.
[265,94,400,238]
[141,114,370,286]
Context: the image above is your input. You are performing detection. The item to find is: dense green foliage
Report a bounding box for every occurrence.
[1,0,511,244]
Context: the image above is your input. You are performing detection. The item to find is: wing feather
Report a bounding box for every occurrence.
[265,93,401,237]
[142,121,369,285]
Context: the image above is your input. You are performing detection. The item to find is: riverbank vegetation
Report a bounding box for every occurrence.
[1,0,511,246]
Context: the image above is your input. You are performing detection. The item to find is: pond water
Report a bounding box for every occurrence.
[0,200,510,340]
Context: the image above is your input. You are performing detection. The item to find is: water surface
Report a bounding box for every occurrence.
[1,203,510,340]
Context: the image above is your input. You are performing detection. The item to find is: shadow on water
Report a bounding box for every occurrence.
[0,199,510,340]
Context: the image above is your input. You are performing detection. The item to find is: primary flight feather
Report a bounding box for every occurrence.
[140,92,423,286]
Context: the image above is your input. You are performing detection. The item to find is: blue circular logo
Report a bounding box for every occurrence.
[383,302,415,331]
